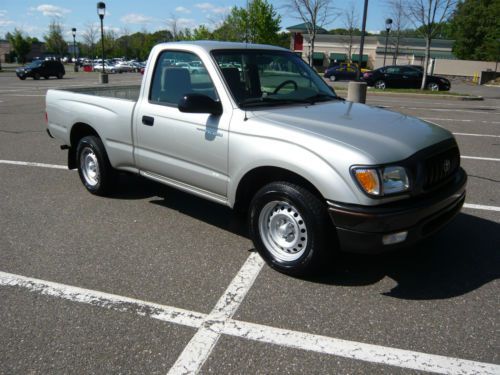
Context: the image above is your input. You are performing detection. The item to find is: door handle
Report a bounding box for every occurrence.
[142,115,154,126]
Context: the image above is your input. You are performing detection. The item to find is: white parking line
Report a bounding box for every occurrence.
[0,160,67,170]
[222,320,500,375]
[422,117,500,125]
[409,107,500,115]
[168,252,265,375]
[461,156,500,162]
[463,203,500,212]
[0,271,205,328]
[453,132,500,138]
[368,98,500,109]
[1,270,498,375]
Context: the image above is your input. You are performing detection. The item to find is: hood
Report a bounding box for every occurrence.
[252,100,452,163]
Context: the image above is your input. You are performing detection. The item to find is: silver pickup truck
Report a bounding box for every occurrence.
[46,41,466,275]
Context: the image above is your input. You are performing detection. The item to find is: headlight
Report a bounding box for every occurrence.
[352,166,410,196]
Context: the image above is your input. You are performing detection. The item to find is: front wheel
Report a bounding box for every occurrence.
[76,136,116,196]
[329,75,337,82]
[249,182,334,276]
[427,82,439,91]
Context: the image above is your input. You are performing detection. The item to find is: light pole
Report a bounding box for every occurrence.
[383,18,393,67]
[357,0,369,80]
[72,28,78,72]
[97,2,108,83]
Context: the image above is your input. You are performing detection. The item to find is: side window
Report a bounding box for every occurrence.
[402,67,420,77]
[386,67,401,74]
[149,50,218,105]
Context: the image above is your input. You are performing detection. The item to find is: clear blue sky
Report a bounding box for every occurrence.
[0,0,391,41]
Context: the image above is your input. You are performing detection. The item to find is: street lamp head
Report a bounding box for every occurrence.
[72,28,76,37]
[97,2,106,19]
[385,18,393,32]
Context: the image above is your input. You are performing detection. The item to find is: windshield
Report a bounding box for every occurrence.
[212,49,338,108]
[27,60,43,68]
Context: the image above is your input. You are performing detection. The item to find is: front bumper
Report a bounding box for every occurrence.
[328,168,467,253]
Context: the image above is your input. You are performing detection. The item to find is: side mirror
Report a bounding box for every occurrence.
[178,93,222,116]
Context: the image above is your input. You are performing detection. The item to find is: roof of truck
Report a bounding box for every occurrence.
[154,40,289,52]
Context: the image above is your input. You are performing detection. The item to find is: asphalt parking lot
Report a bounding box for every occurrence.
[0,70,499,374]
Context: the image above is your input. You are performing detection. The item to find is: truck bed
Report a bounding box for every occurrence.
[59,85,141,101]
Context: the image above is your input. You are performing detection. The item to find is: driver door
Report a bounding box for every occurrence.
[134,50,230,199]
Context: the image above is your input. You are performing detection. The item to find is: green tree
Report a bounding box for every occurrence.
[7,29,31,63]
[44,21,68,57]
[192,25,212,40]
[246,0,281,44]
[212,0,281,45]
[450,0,500,61]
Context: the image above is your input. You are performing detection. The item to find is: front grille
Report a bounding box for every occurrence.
[423,146,460,189]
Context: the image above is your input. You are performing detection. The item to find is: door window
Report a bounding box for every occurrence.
[149,51,218,106]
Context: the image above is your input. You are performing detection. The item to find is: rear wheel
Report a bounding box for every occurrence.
[374,80,386,89]
[329,75,337,82]
[33,73,40,80]
[19,76,26,80]
[44,76,49,79]
[56,73,63,79]
[76,136,116,196]
[249,182,334,276]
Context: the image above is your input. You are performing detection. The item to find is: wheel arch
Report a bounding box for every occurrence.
[233,166,325,214]
[68,122,100,169]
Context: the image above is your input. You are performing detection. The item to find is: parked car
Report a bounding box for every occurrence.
[93,63,117,74]
[362,65,450,91]
[114,61,135,73]
[46,41,466,276]
[16,60,65,80]
[323,62,360,82]
[175,61,207,74]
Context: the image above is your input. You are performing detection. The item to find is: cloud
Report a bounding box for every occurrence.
[0,10,7,16]
[211,6,231,14]
[195,2,230,15]
[31,4,71,17]
[121,13,153,24]
[195,2,215,11]
[0,19,15,27]
[175,6,191,14]
[166,17,196,30]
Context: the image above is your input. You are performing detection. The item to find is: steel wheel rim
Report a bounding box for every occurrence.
[80,147,100,187]
[258,200,308,262]
[375,81,385,89]
[428,83,439,91]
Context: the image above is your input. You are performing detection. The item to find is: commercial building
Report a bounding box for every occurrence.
[287,23,455,70]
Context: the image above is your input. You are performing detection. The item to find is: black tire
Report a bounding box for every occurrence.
[249,181,335,276]
[56,73,63,79]
[329,75,336,82]
[44,76,49,79]
[19,76,26,80]
[76,135,116,196]
[33,73,40,80]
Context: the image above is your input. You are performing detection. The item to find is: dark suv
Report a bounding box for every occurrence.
[16,60,65,80]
